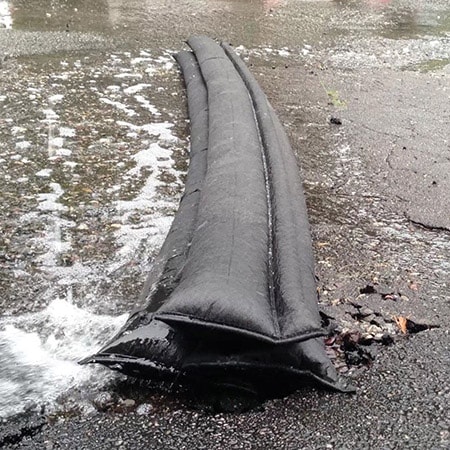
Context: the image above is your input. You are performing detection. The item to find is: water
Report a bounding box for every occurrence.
[0,298,127,418]
[0,0,11,29]
[0,49,187,418]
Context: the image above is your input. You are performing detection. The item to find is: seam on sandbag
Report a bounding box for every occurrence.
[222,42,319,337]
[249,95,280,338]
[156,312,325,344]
[182,43,281,339]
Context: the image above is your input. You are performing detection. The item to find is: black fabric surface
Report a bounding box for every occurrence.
[81,36,354,402]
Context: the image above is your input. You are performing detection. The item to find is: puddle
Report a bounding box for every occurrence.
[407,57,450,72]
[2,0,449,71]
[378,3,450,40]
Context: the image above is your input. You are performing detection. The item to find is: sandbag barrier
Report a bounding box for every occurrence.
[81,36,354,404]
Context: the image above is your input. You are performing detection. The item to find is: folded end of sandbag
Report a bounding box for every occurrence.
[80,318,355,408]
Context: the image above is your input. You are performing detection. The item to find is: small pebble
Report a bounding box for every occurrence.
[122,399,136,408]
[360,307,374,316]
[330,117,342,125]
[367,324,383,334]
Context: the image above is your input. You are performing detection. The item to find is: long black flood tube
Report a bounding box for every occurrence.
[81,36,354,402]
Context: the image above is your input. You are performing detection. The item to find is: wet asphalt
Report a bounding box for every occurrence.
[1,0,449,448]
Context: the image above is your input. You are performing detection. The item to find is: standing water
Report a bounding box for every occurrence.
[0,46,188,418]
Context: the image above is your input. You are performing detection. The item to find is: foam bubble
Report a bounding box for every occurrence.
[0,299,127,418]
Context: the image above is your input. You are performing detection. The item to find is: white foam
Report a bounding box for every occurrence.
[16,141,31,149]
[11,126,26,135]
[0,299,127,418]
[135,95,161,116]
[0,0,12,29]
[52,73,69,81]
[116,120,177,143]
[0,49,187,419]
[113,141,179,259]
[36,168,53,177]
[131,57,153,65]
[124,83,152,95]
[49,94,64,104]
[278,49,290,57]
[37,183,67,212]
[116,144,173,208]
[114,215,173,261]
[106,85,121,91]
[50,136,64,148]
[100,98,137,117]
[141,122,177,142]
[130,143,171,173]
[114,72,143,79]
[42,108,58,121]
[59,127,76,137]
[55,148,72,157]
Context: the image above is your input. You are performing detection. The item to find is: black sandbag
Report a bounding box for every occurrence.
[81,36,354,399]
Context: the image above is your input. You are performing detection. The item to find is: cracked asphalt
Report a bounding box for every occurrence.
[1,0,449,448]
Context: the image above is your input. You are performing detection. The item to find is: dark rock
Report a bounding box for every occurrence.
[359,284,376,294]
[330,117,342,125]
[381,334,394,346]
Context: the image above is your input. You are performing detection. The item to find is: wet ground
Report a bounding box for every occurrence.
[1,0,449,448]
